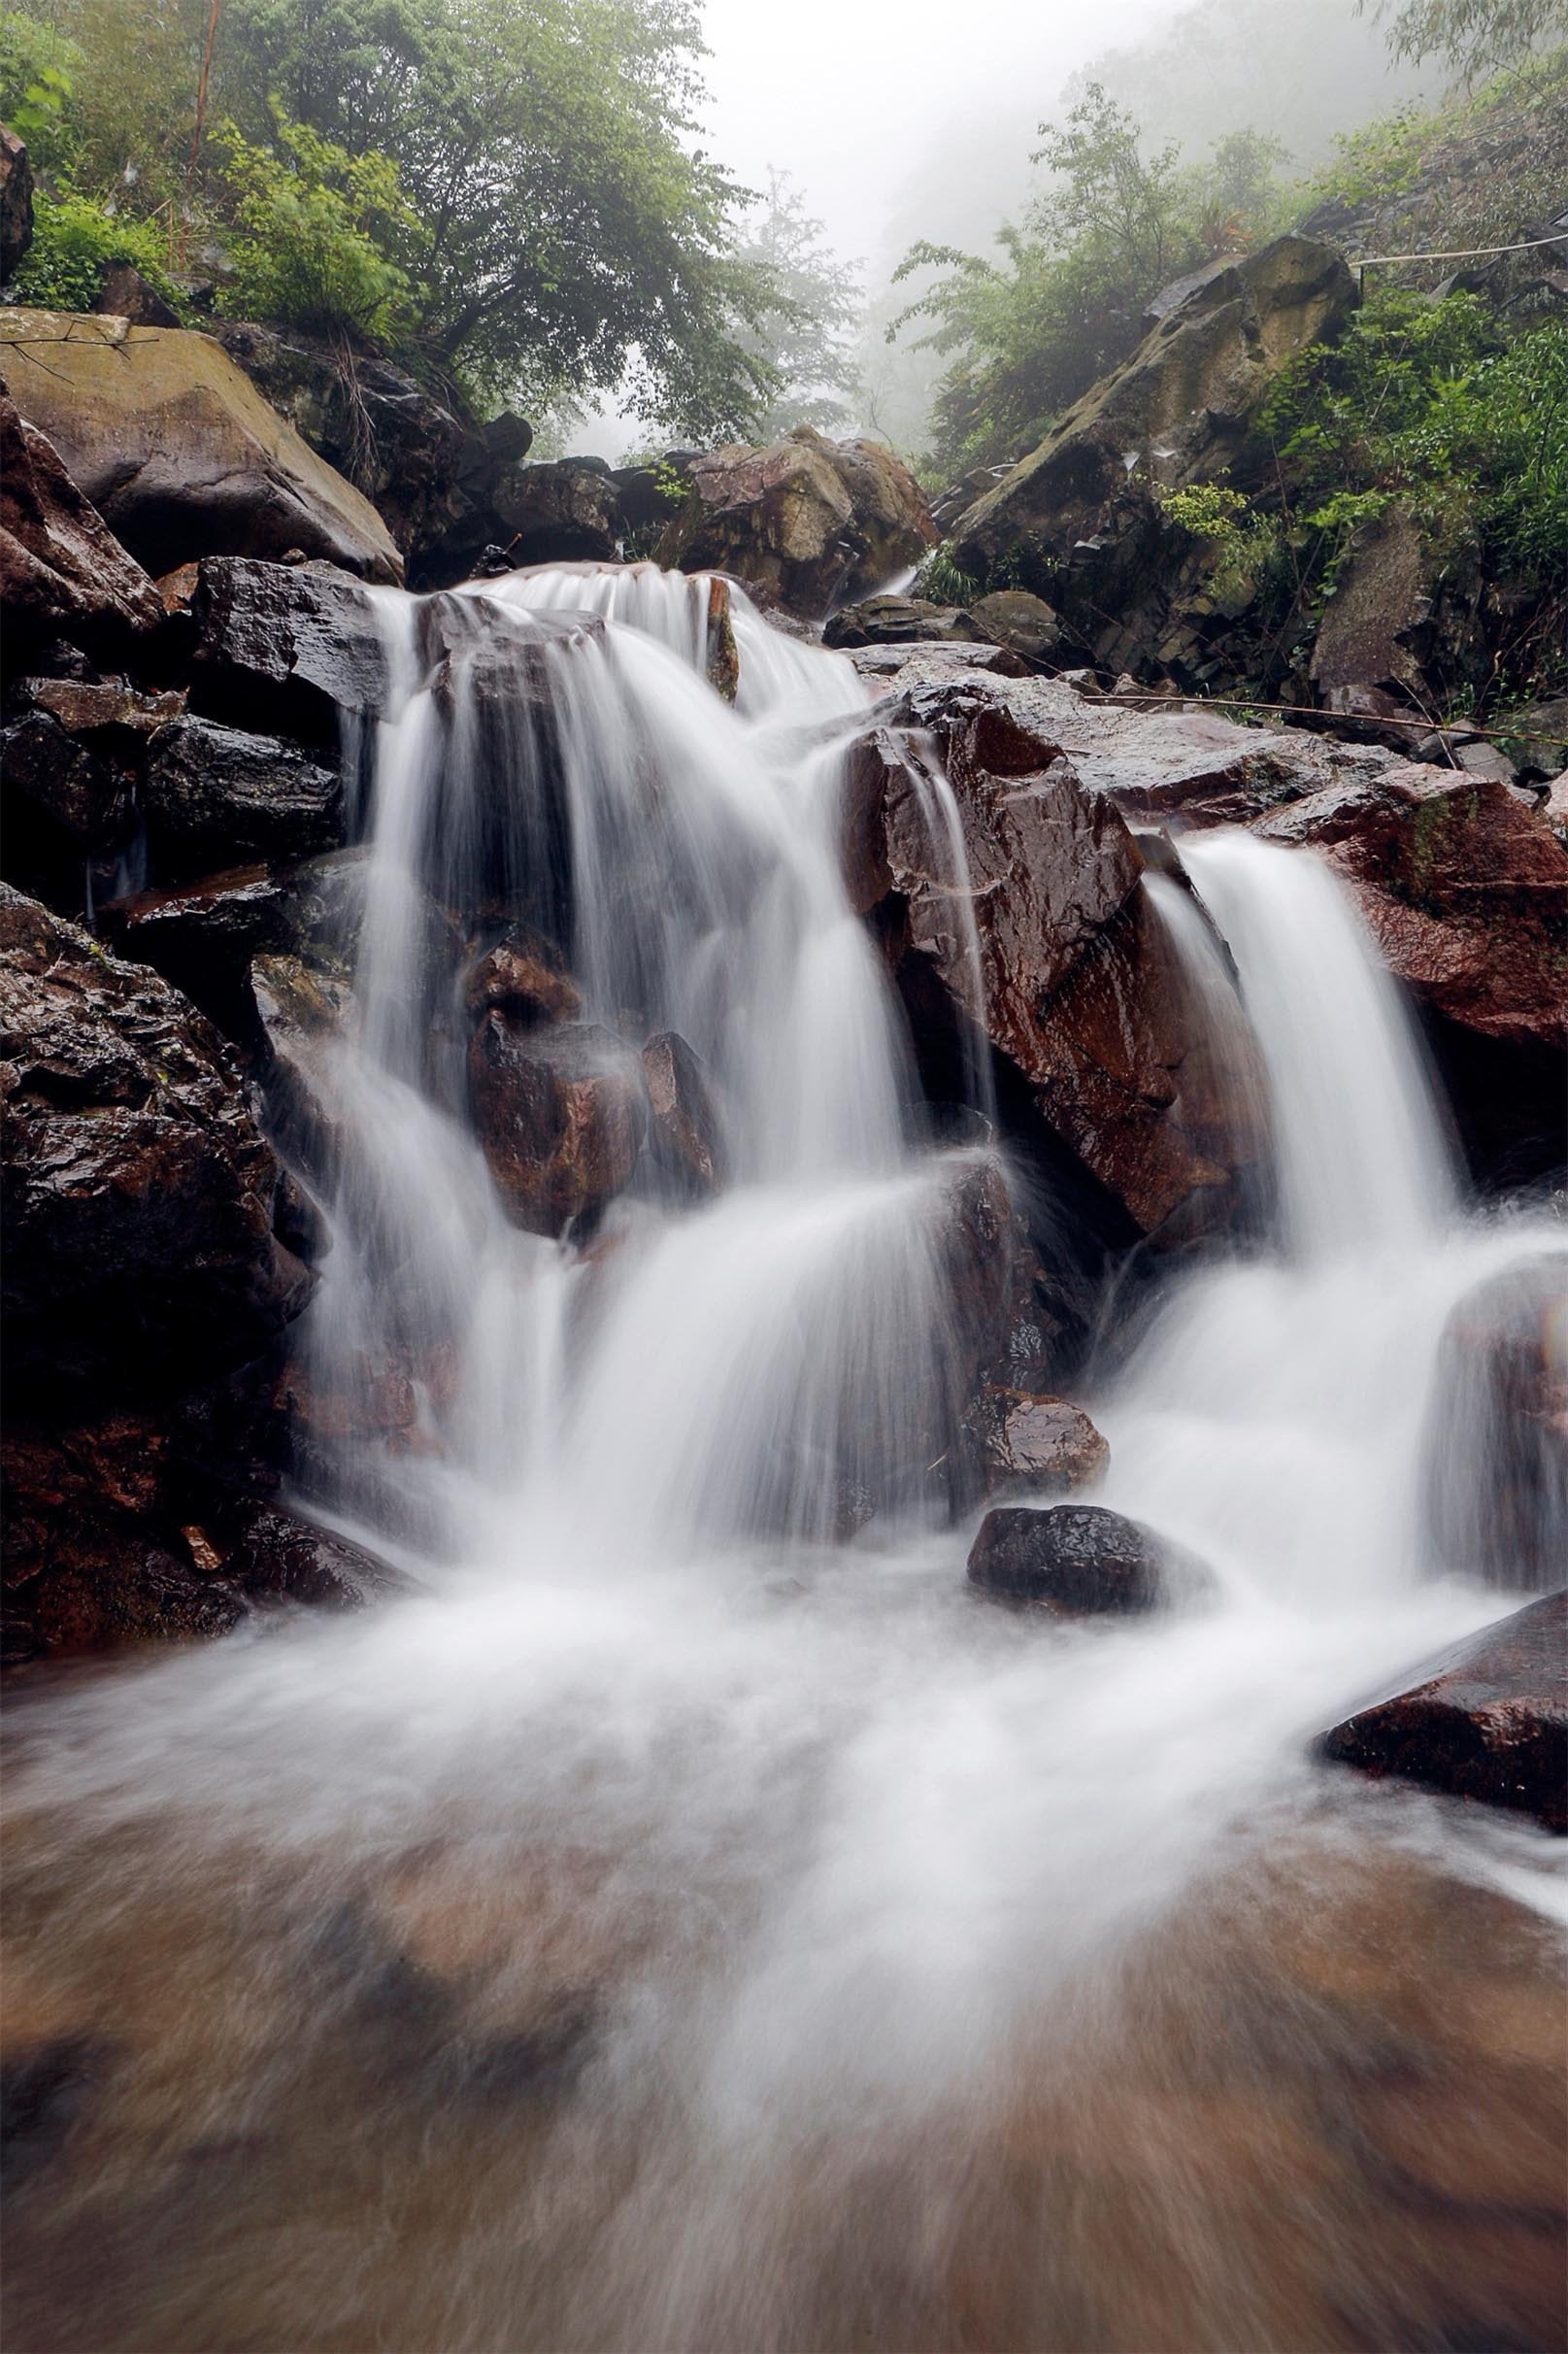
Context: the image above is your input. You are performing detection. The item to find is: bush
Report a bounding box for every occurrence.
[0,10,83,175]
[214,115,419,345]
[9,187,188,315]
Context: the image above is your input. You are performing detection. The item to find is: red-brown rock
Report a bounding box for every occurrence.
[1319,1591,1567,1833]
[469,1016,645,1236]
[0,385,164,654]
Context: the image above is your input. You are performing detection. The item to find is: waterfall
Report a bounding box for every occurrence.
[5,568,1561,2354]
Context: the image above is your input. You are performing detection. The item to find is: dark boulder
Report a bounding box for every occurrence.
[0,707,136,866]
[848,684,1267,1238]
[1319,1590,1567,1833]
[0,882,315,1388]
[0,385,164,657]
[0,309,403,583]
[1254,764,1568,1184]
[182,555,391,742]
[1421,1257,1568,1592]
[657,426,937,621]
[824,596,987,650]
[93,262,181,328]
[964,1392,1110,1495]
[485,457,623,566]
[464,927,582,1027]
[468,1016,646,1236]
[967,1502,1211,1613]
[0,122,33,281]
[142,714,345,875]
[968,589,1067,666]
[641,1030,722,1196]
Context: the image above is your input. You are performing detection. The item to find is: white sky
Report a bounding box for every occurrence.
[692,0,1179,264]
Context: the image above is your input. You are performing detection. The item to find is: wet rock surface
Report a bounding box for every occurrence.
[641,1030,722,1196]
[141,714,345,874]
[469,1016,646,1236]
[967,1502,1211,1613]
[0,309,403,582]
[0,882,315,1388]
[657,426,936,620]
[1319,1589,1568,1833]
[181,555,391,740]
[964,1391,1110,1495]
[1422,1256,1568,1592]
[0,385,164,657]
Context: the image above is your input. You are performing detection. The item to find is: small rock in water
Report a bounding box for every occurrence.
[1318,1589,1568,1833]
[969,1390,1109,1493]
[966,1503,1211,1614]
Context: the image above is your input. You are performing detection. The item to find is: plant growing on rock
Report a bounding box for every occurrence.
[215,113,419,344]
[9,185,190,314]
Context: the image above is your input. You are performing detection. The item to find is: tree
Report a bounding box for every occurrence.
[889,86,1275,474]
[1362,0,1568,79]
[731,172,860,436]
[212,0,784,434]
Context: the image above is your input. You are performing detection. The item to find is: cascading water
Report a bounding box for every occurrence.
[4,573,1563,2354]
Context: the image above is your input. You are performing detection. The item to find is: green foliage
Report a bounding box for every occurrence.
[212,0,782,436]
[1155,482,1253,541]
[1264,288,1568,577]
[1361,0,1568,79]
[913,550,983,605]
[890,87,1291,475]
[215,114,419,342]
[0,14,83,173]
[9,186,189,314]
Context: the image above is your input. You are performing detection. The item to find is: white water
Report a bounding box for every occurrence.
[6,565,1563,2351]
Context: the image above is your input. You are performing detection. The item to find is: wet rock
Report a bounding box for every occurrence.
[0,122,32,280]
[0,309,403,582]
[103,851,367,1043]
[1309,503,1431,722]
[1254,764,1568,1183]
[705,574,740,702]
[969,588,1067,666]
[249,951,352,1179]
[0,883,314,1387]
[1422,1256,1568,1592]
[848,640,1031,689]
[852,684,1266,1238]
[183,555,390,742]
[1319,1590,1568,1833]
[212,1502,402,1610]
[0,706,136,862]
[967,1502,1210,1613]
[641,1030,722,1195]
[486,457,623,565]
[824,596,987,650]
[949,238,1355,639]
[465,927,581,1027]
[966,1392,1110,1494]
[469,1016,646,1236]
[0,384,164,656]
[93,261,182,327]
[142,715,344,875]
[657,426,937,621]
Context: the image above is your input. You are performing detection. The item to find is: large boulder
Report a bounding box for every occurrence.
[0,385,164,655]
[967,1503,1212,1613]
[947,238,1355,657]
[0,310,403,583]
[0,882,315,1388]
[1421,1257,1568,1592]
[657,426,937,620]
[0,122,32,280]
[176,555,391,741]
[141,714,344,877]
[1254,765,1568,1182]
[847,684,1267,1238]
[480,457,623,567]
[468,1016,646,1236]
[1319,1590,1567,1833]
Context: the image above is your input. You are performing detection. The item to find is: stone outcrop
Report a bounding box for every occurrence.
[826,588,1065,667]
[141,714,345,876]
[176,555,391,740]
[1319,1590,1567,1833]
[847,684,1267,1239]
[0,385,164,656]
[967,1502,1212,1613]
[657,426,937,620]
[0,310,403,583]
[1,122,32,280]
[947,238,1356,649]
[0,883,315,1388]
[469,1017,646,1235]
[1421,1256,1568,1592]
[1255,764,1568,1181]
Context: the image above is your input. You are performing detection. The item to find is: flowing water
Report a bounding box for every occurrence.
[4,571,1564,2353]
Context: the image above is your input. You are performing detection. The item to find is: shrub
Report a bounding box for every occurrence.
[9,186,188,314]
[214,114,420,344]
[0,10,83,175]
